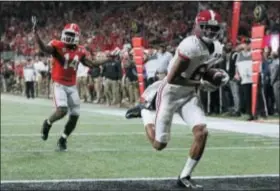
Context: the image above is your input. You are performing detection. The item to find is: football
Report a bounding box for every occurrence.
[203,68,225,86]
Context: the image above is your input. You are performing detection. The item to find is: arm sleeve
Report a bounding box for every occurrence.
[176,39,196,60]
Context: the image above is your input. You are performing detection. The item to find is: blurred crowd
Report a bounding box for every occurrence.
[1,1,279,119]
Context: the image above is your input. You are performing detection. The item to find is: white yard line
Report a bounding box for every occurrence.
[0,121,141,126]
[1,132,279,139]
[0,132,153,137]
[1,95,279,138]
[1,146,279,153]
[1,174,279,183]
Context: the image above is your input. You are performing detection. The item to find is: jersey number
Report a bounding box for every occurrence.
[64,53,79,70]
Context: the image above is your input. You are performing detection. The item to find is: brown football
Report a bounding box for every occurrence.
[203,68,224,86]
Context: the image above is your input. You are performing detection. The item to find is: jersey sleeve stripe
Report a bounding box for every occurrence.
[178,50,190,61]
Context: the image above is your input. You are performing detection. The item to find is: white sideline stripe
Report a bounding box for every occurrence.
[1,146,279,153]
[0,122,141,126]
[0,132,154,137]
[1,95,279,138]
[1,174,279,183]
[1,132,271,137]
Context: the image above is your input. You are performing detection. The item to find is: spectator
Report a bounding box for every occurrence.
[235,41,254,120]
[102,55,122,106]
[34,56,49,97]
[14,60,24,95]
[77,62,90,102]
[155,44,173,81]
[124,54,139,106]
[144,48,160,87]
[270,51,280,114]
[2,60,14,93]
[221,42,240,116]
[262,47,275,115]
[23,58,36,99]
[89,65,103,104]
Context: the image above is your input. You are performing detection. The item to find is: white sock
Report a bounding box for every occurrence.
[141,109,155,127]
[180,157,198,178]
[61,133,68,139]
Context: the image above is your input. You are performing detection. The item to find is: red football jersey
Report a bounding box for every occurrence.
[49,40,87,86]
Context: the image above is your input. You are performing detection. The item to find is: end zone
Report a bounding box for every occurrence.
[1,174,279,191]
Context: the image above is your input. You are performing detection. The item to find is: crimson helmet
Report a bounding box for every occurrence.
[61,23,80,45]
[194,10,222,43]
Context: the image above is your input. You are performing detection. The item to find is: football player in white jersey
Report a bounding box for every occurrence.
[125,10,229,188]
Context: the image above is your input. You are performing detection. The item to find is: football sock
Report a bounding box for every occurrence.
[180,157,198,178]
[63,115,79,138]
[141,109,154,127]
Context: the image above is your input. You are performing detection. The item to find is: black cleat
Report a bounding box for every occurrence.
[177,176,203,189]
[41,119,51,141]
[125,104,145,119]
[56,137,67,152]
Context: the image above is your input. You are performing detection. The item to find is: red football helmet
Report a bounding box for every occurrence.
[61,23,80,45]
[194,10,222,43]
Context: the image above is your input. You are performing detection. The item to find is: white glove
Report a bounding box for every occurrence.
[199,78,219,92]
[219,69,229,86]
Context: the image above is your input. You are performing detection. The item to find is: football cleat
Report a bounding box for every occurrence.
[56,137,67,152]
[177,176,203,189]
[41,119,51,141]
[125,104,145,119]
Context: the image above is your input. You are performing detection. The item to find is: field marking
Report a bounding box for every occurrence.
[0,121,141,126]
[1,113,120,119]
[1,95,278,138]
[1,146,279,153]
[1,132,279,141]
[0,132,157,137]
[0,132,256,137]
[1,130,279,139]
[1,174,279,183]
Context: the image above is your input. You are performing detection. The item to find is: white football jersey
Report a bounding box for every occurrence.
[168,35,223,81]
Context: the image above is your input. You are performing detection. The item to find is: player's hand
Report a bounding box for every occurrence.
[199,78,218,92]
[31,16,37,33]
[219,70,229,86]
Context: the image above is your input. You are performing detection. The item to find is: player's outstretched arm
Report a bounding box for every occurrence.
[31,16,54,54]
[34,32,55,54]
[80,56,109,68]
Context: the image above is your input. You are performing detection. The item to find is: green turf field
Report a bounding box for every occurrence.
[1,95,279,180]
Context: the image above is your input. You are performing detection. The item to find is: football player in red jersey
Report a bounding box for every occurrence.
[33,20,108,151]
